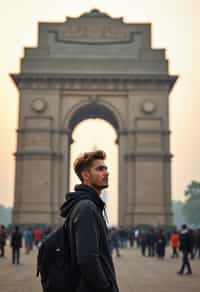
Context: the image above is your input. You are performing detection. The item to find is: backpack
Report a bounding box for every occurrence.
[36,207,78,292]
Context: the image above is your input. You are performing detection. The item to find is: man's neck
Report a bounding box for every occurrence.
[83,182,101,195]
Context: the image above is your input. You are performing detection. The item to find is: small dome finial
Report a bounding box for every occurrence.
[80,9,111,18]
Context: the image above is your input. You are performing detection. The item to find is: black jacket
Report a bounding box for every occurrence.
[179,230,192,253]
[11,230,22,248]
[60,184,119,292]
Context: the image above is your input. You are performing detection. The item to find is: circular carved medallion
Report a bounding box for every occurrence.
[142,100,156,114]
[32,99,46,113]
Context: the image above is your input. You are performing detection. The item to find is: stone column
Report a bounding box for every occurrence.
[59,131,71,209]
[12,155,23,224]
[163,156,173,224]
[125,155,136,226]
[118,131,128,226]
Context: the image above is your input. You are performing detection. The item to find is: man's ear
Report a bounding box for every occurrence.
[81,169,90,182]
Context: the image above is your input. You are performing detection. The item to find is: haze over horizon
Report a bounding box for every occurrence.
[0,0,200,224]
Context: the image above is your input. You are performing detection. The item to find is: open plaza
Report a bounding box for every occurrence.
[0,245,199,292]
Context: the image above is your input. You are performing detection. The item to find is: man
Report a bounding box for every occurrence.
[11,226,22,265]
[177,224,192,275]
[147,229,156,257]
[156,229,166,259]
[0,225,7,257]
[110,227,120,257]
[60,150,119,292]
[23,227,33,254]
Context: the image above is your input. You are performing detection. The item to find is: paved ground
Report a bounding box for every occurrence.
[0,246,200,292]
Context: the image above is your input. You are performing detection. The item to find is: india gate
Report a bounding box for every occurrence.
[11,9,177,227]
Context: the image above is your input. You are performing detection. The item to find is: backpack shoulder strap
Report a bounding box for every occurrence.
[64,200,90,267]
[65,199,92,226]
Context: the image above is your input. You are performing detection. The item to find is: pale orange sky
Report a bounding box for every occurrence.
[70,120,118,224]
[0,0,200,223]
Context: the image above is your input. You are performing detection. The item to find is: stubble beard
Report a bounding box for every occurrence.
[100,184,108,190]
[91,182,108,192]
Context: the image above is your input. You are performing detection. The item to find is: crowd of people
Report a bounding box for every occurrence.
[1,223,200,274]
[0,225,50,264]
[108,224,200,275]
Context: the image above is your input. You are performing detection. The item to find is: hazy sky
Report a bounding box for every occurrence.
[70,119,118,224]
[0,0,200,223]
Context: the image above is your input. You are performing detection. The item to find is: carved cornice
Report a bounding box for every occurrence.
[10,73,177,91]
[13,210,58,215]
[125,152,173,161]
[118,129,171,135]
[16,128,71,135]
[129,211,173,216]
[14,150,63,159]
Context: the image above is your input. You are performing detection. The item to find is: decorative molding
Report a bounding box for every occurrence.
[17,128,71,135]
[118,129,171,135]
[14,150,63,159]
[129,211,173,216]
[60,10,129,44]
[13,210,58,215]
[60,90,127,96]
[124,152,173,161]
[50,29,136,45]
[10,73,177,91]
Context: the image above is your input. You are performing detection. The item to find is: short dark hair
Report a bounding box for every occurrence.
[73,150,106,181]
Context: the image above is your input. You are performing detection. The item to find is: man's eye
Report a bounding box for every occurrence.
[97,167,106,171]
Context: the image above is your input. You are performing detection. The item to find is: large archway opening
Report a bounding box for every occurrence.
[69,119,118,225]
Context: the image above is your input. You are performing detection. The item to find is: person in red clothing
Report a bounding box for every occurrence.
[33,228,42,247]
[170,230,179,258]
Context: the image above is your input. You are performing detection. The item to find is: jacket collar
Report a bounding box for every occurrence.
[74,184,105,211]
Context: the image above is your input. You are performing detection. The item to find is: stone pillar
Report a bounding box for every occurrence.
[59,131,71,207]
[163,156,173,224]
[125,156,136,226]
[12,155,23,224]
[118,131,128,226]
[13,151,56,225]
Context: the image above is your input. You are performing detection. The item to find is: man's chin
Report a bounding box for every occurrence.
[101,184,108,189]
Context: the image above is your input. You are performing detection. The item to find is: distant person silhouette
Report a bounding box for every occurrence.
[177,224,192,275]
[0,225,7,257]
[11,226,22,264]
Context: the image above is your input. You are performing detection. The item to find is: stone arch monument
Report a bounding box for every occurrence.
[11,9,177,226]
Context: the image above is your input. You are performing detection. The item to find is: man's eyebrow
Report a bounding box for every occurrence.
[96,165,108,169]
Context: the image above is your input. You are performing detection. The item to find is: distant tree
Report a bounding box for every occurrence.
[172,200,186,227]
[0,204,12,226]
[182,181,200,226]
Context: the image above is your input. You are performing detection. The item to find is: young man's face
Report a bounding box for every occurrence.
[82,159,109,192]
